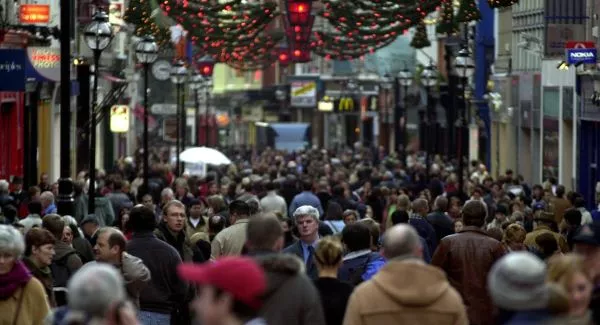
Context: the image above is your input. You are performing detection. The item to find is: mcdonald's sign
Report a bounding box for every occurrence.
[337,97,355,112]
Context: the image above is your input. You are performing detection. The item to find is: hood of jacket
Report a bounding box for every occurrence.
[53,240,78,260]
[253,253,305,298]
[372,259,450,306]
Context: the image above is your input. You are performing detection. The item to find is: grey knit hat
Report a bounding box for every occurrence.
[488,251,549,311]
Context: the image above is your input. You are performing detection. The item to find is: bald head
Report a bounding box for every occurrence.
[382,224,422,260]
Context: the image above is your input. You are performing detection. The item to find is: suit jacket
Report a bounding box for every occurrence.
[283,241,318,280]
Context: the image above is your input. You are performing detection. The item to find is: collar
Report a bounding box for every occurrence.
[459,225,488,235]
[343,249,371,261]
[132,231,156,238]
[300,238,318,249]
[234,218,249,225]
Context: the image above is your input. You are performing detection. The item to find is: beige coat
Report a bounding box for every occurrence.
[343,259,468,325]
[211,218,249,258]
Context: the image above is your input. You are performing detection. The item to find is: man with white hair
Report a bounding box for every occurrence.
[343,225,468,325]
[40,191,57,216]
[283,205,321,280]
[49,263,140,324]
[0,179,14,213]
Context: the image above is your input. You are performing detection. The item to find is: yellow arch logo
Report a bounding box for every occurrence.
[338,97,354,112]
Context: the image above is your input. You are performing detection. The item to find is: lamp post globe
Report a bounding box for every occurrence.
[84,11,113,51]
[422,64,437,87]
[135,35,159,64]
[453,48,475,79]
[171,60,188,85]
[398,68,413,87]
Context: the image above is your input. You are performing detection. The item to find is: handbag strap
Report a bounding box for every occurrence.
[12,283,27,325]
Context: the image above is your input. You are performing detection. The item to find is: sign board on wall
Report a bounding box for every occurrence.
[19,4,50,24]
[0,49,26,91]
[109,0,125,28]
[290,81,316,107]
[26,47,60,82]
[565,41,597,65]
[110,105,129,133]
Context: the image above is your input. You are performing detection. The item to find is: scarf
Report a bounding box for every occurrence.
[0,260,32,299]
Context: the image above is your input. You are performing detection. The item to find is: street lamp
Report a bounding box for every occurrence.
[135,35,158,194]
[83,11,113,214]
[421,63,437,181]
[171,60,187,176]
[197,55,215,147]
[397,66,413,166]
[453,48,475,197]
[189,71,203,145]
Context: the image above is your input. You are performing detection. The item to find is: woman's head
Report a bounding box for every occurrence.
[342,210,358,225]
[315,236,344,271]
[25,228,56,267]
[503,223,526,245]
[547,254,593,317]
[454,219,464,233]
[0,225,25,274]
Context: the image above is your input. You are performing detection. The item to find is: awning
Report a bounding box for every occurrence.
[269,123,310,152]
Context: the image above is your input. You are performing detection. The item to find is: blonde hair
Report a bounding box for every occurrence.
[502,223,526,245]
[547,253,591,291]
[314,236,343,268]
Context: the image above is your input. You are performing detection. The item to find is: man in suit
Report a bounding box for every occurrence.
[283,205,320,280]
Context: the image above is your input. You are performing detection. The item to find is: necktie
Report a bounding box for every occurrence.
[306,245,315,271]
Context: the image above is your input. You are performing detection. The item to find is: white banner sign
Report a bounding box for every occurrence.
[290,81,316,108]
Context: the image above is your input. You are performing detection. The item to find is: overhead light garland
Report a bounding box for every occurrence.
[410,22,431,49]
[487,0,519,9]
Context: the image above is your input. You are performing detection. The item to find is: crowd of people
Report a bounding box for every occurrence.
[0,146,599,325]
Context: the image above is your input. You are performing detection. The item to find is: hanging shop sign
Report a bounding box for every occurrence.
[26,47,60,82]
[0,49,26,91]
[19,4,50,24]
[110,105,129,133]
[290,81,316,107]
[566,48,597,65]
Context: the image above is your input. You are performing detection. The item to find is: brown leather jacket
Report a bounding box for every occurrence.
[431,226,506,325]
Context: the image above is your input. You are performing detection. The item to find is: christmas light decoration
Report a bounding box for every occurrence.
[455,0,481,23]
[124,0,170,46]
[410,22,431,49]
[436,0,458,34]
[487,0,519,9]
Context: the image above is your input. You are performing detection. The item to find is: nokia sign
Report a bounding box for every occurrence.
[566,48,597,65]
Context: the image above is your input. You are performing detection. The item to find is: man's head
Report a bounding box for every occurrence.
[67,263,126,319]
[411,198,429,216]
[0,180,9,195]
[80,215,100,237]
[28,201,42,216]
[433,196,448,212]
[163,200,186,233]
[381,224,423,260]
[40,191,54,209]
[11,177,22,192]
[189,198,206,219]
[228,200,250,223]
[128,204,157,233]
[42,214,65,239]
[246,213,284,252]
[461,200,487,228]
[141,194,155,210]
[292,205,320,242]
[564,208,582,226]
[178,257,266,325]
[94,227,126,264]
[573,222,600,280]
[341,222,372,253]
[161,188,174,204]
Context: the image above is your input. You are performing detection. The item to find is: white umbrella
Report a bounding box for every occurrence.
[179,147,232,165]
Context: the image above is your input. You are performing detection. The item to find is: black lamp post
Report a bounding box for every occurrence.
[422,63,437,181]
[189,71,203,145]
[134,35,158,193]
[171,60,187,175]
[397,67,412,166]
[197,55,215,147]
[83,11,113,214]
[453,48,475,197]
[57,0,73,216]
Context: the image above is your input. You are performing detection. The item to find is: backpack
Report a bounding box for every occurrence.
[50,251,78,306]
[345,253,377,286]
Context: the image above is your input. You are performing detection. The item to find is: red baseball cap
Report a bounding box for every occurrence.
[177,257,267,310]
